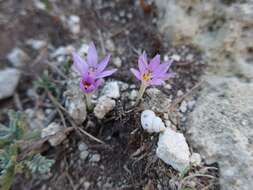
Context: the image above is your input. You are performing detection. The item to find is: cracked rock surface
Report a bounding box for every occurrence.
[186,76,253,190]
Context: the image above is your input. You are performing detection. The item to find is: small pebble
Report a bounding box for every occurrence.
[90,154,101,162]
[186,54,194,62]
[129,90,138,100]
[187,100,196,110]
[127,13,133,19]
[119,10,125,17]
[164,83,172,90]
[179,101,187,113]
[113,16,119,21]
[80,151,89,160]
[190,153,202,166]
[165,120,171,128]
[26,39,47,50]
[67,15,80,34]
[78,43,89,55]
[83,182,91,190]
[113,57,122,67]
[163,113,169,120]
[7,48,29,67]
[177,90,184,97]
[78,142,88,151]
[241,120,247,126]
[105,39,115,51]
[164,55,169,61]
[171,54,181,61]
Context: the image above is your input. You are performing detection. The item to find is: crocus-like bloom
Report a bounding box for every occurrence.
[130,52,174,86]
[72,42,117,94]
[130,52,175,100]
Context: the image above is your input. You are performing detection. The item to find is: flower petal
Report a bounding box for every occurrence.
[159,72,176,80]
[130,68,141,80]
[152,60,173,77]
[96,54,111,74]
[95,69,117,78]
[94,79,103,88]
[138,52,148,74]
[79,80,95,93]
[149,54,160,70]
[72,52,88,75]
[87,42,98,67]
[149,78,165,86]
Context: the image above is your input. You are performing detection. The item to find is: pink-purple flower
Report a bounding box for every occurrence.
[130,52,175,86]
[72,42,117,94]
[130,52,175,100]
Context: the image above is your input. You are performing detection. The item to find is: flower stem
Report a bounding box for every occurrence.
[137,83,147,102]
[85,93,92,110]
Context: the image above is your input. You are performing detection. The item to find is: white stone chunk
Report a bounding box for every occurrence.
[94,96,116,119]
[0,68,21,100]
[156,128,190,172]
[7,48,29,67]
[102,81,120,99]
[141,110,166,133]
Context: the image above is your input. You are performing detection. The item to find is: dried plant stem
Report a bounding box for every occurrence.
[46,90,105,145]
[85,93,92,110]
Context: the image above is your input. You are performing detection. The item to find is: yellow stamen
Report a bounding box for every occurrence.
[142,72,152,81]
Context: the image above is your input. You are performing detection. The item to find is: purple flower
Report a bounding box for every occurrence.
[130,52,175,86]
[72,42,117,94]
[79,75,103,94]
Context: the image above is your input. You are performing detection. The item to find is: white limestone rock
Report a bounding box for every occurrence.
[0,68,21,100]
[26,39,47,50]
[190,153,202,166]
[67,15,80,35]
[156,128,190,172]
[64,84,87,124]
[94,96,116,119]
[101,81,120,99]
[41,122,66,146]
[141,110,166,133]
[7,48,30,67]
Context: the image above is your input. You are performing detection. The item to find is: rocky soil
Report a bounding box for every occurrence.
[155,0,253,189]
[1,0,252,190]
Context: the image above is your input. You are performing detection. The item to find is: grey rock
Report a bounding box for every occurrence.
[145,88,171,113]
[25,108,45,130]
[78,43,89,55]
[51,45,74,59]
[67,15,80,35]
[186,76,253,190]
[0,68,21,100]
[179,100,187,113]
[78,142,88,151]
[155,0,253,80]
[187,100,196,110]
[129,90,138,100]
[164,83,172,90]
[90,154,101,162]
[80,151,89,160]
[26,39,46,50]
[41,122,65,146]
[7,48,30,67]
[113,57,122,68]
[105,39,115,52]
[177,90,184,97]
[101,81,120,99]
[94,96,115,119]
[190,153,202,166]
[64,78,87,124]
